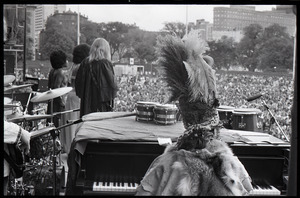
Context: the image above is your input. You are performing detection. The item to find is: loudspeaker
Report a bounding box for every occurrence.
[4,54,15,75]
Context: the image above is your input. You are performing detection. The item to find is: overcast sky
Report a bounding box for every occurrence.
[66,4,277,32]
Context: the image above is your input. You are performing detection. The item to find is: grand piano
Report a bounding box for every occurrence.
[65,112,290,196]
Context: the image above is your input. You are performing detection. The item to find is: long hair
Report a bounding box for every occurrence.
[89,38,111,62]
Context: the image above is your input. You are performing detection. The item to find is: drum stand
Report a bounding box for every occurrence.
[261,99,290,142]
[49,120,77,195]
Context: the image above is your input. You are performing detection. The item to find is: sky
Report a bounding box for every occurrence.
[66,4,277,32]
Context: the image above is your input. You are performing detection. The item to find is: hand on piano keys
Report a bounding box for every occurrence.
[92,181,139,192]
[249,180,281,195]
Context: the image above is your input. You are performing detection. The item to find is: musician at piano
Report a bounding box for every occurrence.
[46,50,69,127]
[61,43,90,154]
[3,120,31,195]
[136,31,253,195]
[75,38,118,117]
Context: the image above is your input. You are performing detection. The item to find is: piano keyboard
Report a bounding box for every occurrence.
[249,180,281,195]
[92,181,139,192]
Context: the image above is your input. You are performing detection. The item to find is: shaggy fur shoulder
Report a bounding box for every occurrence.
[136,142,253,196]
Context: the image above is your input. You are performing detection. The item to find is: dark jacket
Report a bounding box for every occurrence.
[47,68,68,126]
[75,58,118,117]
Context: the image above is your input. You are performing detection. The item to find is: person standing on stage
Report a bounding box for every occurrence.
[75,38,118,117]
[60,44,90,154]
[4,121,31,195]
[47,50,68,127]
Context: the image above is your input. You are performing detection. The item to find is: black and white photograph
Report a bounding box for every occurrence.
[3,3,297,196]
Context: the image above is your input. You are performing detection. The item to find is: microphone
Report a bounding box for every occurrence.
[246,94,263,102]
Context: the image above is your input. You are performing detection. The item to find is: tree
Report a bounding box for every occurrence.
[162,22,186,38]
[257,36,294,71]
[255,23,294,71]
[207,36,237,70]
[39,17,75,60]
[80,21,99,45]
[261,23,290,41]
[236,24,263,71]
[130,30,157,64]
[98,22,135,60]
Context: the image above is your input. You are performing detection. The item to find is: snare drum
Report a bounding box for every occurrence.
[217,105,235,129]
[135,101,159,122]
[232,108,263,132]
[153,104,178,125]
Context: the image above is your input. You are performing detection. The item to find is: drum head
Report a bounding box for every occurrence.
[155,104,177,110]
[217,105,235,111]
[233,108,262,114]
[136,101,159,105]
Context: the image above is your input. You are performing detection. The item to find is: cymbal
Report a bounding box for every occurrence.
[30,87,72,103]
[4,84,34,93]
[4,75,15,86]
[4,97,20,108]
[7,114,53,123]
[30,126,56,139]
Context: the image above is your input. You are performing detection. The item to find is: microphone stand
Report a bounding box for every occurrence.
[48,119,82,195]
[261,99,290,142]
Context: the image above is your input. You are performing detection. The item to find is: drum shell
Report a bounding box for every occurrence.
[232,110,263,132]
[217,106,235,129]
[153,105,178,125]
[135,102,157,121]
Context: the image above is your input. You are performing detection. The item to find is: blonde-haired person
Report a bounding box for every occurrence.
[75,38,118,117]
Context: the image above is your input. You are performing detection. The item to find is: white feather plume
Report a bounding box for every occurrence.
[182,30,217,105]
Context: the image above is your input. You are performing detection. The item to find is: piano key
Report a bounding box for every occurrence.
[124,182,129,191]
[127,182,137,192]
[249,184,281,195]
[270,185,281,195]
[92,181,139,193]
[92,182,98,191]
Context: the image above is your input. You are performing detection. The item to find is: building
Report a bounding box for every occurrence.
[213,5,296,42]
[34,5,66,54]
[4,4,36,75]
[114,64,144,76]
[188,19,213,41]
[195,19,213,41]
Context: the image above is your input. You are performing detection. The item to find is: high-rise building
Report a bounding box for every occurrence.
[39,9,89,54]
[213,5,296,41]
[34,5,66,52]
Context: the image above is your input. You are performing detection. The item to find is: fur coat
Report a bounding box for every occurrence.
[135,139,253,196]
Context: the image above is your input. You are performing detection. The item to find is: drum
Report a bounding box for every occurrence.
[135,101,159,122]
[232,108,263,132]
[5,101,23,118]
[217,105,235,129]
[153,104,178,125]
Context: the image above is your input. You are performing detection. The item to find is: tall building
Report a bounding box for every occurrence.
[34,5,66,52]
[50,9,88,30]
[188,19,213,41]
[213,5,296,41]
[39,9,88,49]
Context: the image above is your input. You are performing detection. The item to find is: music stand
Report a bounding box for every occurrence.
[261,99,290,142]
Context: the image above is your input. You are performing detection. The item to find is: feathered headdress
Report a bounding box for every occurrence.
[157,30,221,150]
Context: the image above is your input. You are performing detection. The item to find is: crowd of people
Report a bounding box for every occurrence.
[114,72,294,141]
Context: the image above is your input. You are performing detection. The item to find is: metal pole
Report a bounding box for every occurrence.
[23,5,27,82]
[262,100,290,142]
[77,5,80,45]
[185,5,188,35]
